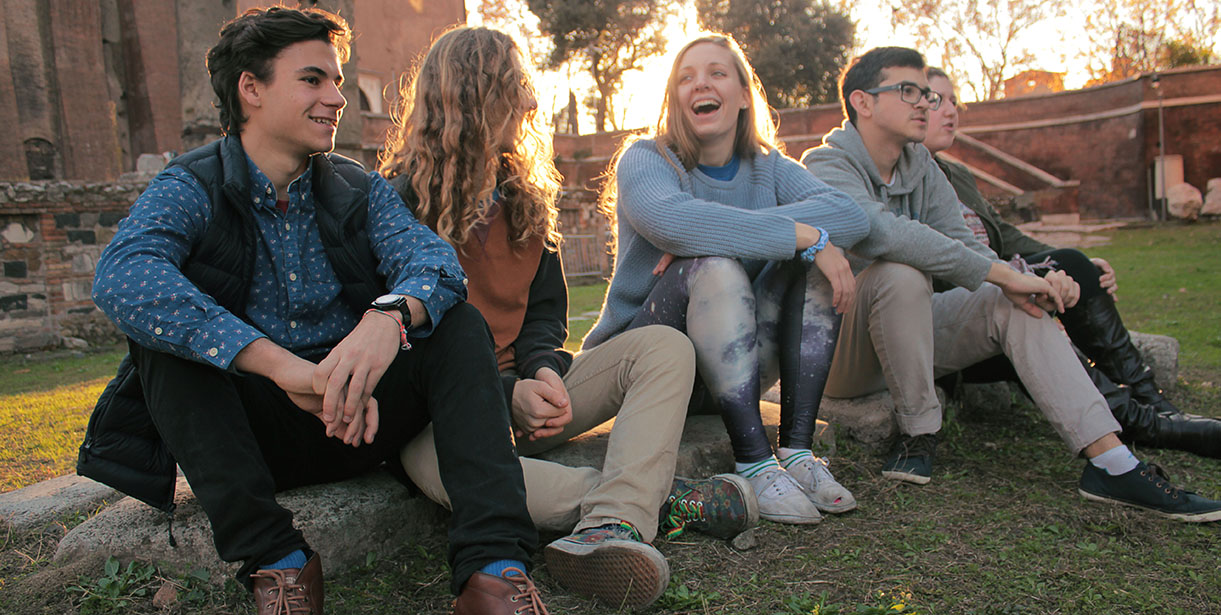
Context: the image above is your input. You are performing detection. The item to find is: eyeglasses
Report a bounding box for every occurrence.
[863,81,943,110]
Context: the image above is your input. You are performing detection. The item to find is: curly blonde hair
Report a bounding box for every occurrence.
[597,33,780,246]
[379,26,561,251]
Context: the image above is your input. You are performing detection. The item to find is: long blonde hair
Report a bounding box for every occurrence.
[379,26,561,251]
[598,33,780,240]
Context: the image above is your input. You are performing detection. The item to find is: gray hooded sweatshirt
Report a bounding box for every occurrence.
[801,120,997,290]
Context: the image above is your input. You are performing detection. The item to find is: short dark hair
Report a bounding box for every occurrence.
[838,47,925,124]
[206,7,351,135]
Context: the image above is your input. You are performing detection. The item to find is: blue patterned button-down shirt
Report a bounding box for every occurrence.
[93,154,468,370]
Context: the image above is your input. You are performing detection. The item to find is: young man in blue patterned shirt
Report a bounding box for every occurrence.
[84,7,547,614]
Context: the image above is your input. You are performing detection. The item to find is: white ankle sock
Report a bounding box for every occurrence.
[1089,444,1139,476]
[777,447,812,468]
[736,457,780,478]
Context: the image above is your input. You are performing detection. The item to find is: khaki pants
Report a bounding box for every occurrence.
[400,325,694,542]
[825,262,1119,455]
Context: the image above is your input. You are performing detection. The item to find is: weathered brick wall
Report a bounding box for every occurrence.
[0,181,142,352]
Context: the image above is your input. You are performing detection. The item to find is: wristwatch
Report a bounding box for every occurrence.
[370,294,412,351]
[798,227,830,264]
[372,293,410,316]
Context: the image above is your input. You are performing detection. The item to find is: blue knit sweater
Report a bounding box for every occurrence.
[583,138,869,349]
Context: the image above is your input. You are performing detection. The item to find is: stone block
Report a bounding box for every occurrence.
[763,384,898,453]
[1166,183,1203,221]
[1203,178,1221,217]
[0,474,120,532]
[55,474,447,582]
[535,401,834,478]
[1130,331,1179,391]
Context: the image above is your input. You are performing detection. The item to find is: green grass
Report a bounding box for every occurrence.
[1088,223,1221,379]
[567,280,609,351]
[1,222,1218,614]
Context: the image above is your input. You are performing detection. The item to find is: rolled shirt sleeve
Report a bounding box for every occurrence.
[365,173,467,337]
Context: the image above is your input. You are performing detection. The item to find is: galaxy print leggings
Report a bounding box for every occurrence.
[623,256,841,463]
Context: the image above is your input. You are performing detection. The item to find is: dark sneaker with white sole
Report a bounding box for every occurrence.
[1078,461,1221,523]
[544,522,669,608]
[882,433,937,485]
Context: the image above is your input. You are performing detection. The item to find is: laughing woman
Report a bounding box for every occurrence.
[584,34,870,524]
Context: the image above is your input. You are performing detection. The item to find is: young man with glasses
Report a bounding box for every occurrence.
[801,47,1221,522]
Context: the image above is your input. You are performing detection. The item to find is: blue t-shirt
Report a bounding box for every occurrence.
[697,156,740,181]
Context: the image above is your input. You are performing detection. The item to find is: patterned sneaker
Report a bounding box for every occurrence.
[783,453,857,513]
[1079,461,1221,522]
[661,474,759,540]
[747,468,822,524]
[544,522,670,608]
[882,433,938,485]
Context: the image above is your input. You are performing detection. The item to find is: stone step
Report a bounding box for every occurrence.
[44,401,832,583]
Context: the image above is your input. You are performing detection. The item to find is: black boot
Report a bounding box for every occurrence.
[1060,294,1177,413]
[1080,351,1221,459]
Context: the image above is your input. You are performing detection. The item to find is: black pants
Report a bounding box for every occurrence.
[952,248,1104,384]
[130,303,535,593]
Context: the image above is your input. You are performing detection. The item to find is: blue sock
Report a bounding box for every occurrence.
[263,549,307,570]
[480,559,526,578]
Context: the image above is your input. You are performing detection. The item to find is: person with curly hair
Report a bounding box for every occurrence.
[382,27,756,610]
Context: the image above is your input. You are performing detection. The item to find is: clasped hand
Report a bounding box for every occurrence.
[511,367,572,442]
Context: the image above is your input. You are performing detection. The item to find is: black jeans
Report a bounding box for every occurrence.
[130,303,535,593]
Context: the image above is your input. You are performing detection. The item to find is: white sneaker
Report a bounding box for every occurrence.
[745,468,822,524]
[785,455,857,513]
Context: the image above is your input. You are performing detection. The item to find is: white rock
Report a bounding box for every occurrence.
[1203,178,1221,217]
[1166,183,1203,220]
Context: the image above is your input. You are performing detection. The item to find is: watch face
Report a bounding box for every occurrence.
[374,294,406,309]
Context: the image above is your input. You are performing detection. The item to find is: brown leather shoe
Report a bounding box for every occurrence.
[453,567,549,615]
[250,552,323,615]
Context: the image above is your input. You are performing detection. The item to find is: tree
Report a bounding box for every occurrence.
[890,0,1065,101]
[695,0,855,108]
[525,0,674,132]
[1081,0,1220,86]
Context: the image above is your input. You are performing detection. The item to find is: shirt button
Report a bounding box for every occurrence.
[254,197,261,204]
[290,321,298,329]
[154,327,163,335]
[289,273,298,281]
[266,187,273,195]
[422,284,431,291]
[208,348,219,357]
[284,223,291,231]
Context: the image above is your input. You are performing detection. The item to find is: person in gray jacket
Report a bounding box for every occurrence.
[921,67,1220,459]
[802,46,1221,522]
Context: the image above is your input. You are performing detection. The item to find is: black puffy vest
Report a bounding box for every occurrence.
[77,136,384,513]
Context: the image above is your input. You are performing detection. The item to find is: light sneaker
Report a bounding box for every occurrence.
[544,522,669,608]
[661,474,759,540]
[746,468,822,524]
[784,455,857,513]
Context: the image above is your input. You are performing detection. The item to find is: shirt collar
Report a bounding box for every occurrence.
[244,154,316,212]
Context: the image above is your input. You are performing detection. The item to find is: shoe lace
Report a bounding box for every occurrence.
[250,569,312,615]
[898,433,938,458]
[1143,463,1185,499]
[501,567,550,615]
[662,488,706,539]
